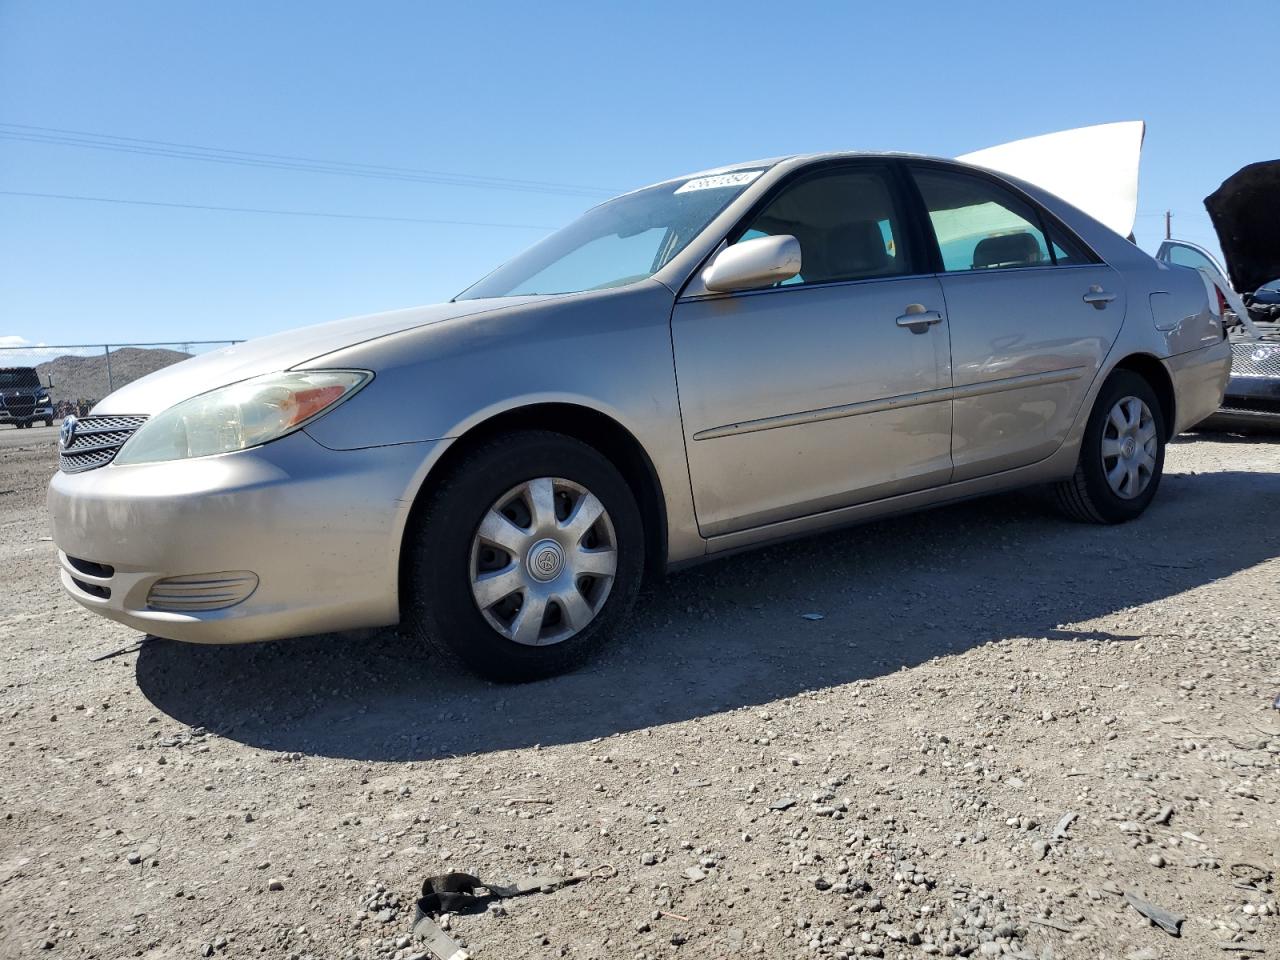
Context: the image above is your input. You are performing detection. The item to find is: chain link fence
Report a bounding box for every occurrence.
[0,341,242,420]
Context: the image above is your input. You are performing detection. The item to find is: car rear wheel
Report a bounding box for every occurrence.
[1054,369,1166,523]
[404,430,644,682]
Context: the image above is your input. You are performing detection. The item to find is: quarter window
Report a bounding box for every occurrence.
[734,167,911,286]
[913,168,1066,272]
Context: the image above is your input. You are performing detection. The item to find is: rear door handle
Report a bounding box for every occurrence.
[1083,285,1117,309]
[895,305,943,333]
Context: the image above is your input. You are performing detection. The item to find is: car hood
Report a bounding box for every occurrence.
[1205,160,1280,295]
[93,297,541,416]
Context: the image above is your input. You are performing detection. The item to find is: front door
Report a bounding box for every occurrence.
[671,164,953,537]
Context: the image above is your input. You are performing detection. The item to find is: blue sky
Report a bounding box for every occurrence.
[1,0,1275,348]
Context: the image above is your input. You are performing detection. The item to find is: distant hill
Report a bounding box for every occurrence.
[36,347,192,404]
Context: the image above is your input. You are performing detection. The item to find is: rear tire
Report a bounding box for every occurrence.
[403,430,644,682]
[1054,369,1166,524]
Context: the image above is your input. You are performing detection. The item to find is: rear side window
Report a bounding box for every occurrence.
[912,168,1067,272]
[734,166,911,286]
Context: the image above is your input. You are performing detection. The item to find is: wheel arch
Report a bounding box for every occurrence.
[1109,353,1177,440]
[399,402,669,597]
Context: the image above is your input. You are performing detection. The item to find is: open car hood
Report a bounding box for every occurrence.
[958,121,1145,238]
[1205,160,1280,294]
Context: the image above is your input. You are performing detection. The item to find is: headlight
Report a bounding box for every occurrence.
[114,370,371,465]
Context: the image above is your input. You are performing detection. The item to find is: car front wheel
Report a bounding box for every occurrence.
[404,430,644,681]
[1055,369,1166,523]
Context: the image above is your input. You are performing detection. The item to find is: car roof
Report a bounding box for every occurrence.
[626,151,953,198]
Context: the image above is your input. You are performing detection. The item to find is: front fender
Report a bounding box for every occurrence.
[300,280,706,565]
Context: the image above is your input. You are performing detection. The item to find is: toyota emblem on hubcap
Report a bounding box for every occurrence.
[526,539,565,582]
[59,417,78,451]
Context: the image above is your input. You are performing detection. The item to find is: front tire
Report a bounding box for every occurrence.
[404,430,644,682]
[1055,370,1166,523]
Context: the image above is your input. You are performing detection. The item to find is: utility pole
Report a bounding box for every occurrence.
[1165,210,1172,240]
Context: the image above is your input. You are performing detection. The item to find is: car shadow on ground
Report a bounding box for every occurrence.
[135,464,1280,762]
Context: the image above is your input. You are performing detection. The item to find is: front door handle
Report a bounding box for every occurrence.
[895,304,943,333]
[1083,285,1117,309]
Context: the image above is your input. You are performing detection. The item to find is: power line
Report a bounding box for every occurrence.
[0,190,557,229]
[0,121,619,199]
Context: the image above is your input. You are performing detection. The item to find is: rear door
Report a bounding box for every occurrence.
[907,164,1126,480]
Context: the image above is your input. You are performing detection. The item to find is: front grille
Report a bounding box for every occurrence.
[66,555,115,579]
[1231,342,1280,378]
[71,577,110,600]
[59,415,149,474]
[3,394,36,418]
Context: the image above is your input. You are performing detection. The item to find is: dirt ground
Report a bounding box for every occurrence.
[1,422,1276,960]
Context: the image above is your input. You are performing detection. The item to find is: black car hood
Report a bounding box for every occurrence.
[1205,160,1280,294]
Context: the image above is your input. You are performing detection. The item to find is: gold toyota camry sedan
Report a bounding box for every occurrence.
[49,148,1231,680]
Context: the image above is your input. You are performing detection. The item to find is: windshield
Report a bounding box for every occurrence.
[0,369,40,389]
[456,169,767,299]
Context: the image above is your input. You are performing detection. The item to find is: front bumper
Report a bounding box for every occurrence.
[0,403,53,423]
[47,430,449,643]
[1201,373,1280,427]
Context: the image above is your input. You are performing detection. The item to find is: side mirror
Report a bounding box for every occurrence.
[701,235,802,293]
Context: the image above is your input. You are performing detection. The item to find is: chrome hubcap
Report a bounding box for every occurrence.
[469,477,617,646]
[1102,396,1158,500]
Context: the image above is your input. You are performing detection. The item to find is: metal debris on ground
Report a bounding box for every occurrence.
[88,637,150,662]
[1229,862,1273,890]
[1123,889,1186,937]
[412,866,614,960]
[1028,916,1076,933]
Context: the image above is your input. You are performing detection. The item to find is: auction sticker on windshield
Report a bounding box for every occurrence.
[674,170,763,193]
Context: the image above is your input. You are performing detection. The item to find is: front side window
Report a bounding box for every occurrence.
[733,166,911,286]
[457,169,769,299]
[913,168,1059,272]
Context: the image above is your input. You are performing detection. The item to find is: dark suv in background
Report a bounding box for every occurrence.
[0,367,55,428]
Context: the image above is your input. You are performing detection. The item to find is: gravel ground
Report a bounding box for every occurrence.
[1,423,1276,960]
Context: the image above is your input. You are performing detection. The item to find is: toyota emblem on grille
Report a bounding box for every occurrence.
[59,416,78,451]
